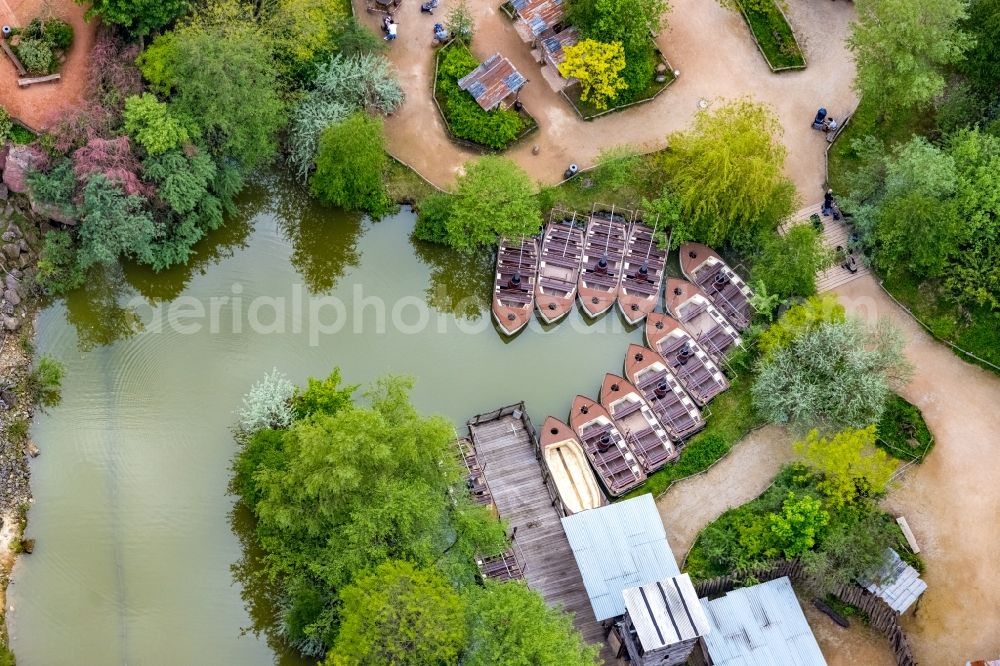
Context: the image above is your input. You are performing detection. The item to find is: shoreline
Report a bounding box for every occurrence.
[0,190,45,656]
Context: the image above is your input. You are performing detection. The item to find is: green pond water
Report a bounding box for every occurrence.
[9,177,646,665]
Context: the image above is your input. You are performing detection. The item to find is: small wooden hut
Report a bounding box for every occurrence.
[457,54,527,111]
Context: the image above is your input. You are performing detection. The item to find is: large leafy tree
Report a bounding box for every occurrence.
[310,113,393,218]
[567,0,668,52]
[768,492,829,559]
[138,8,286,169]
[756,294,845,360]
[236,374,507,656]
[445,157,542,253]
[558,39,628,110]
[77,0,191,37]
[848,0,971,117]
[464,582,601,666]
[752,318,912,430]
[959,0,1000,97]
[324,561,467,666]
[661,98,796,248]
[796,426,897,508]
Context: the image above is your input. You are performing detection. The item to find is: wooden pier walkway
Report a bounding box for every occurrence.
[780,202,872,293]
[467,405,611,657]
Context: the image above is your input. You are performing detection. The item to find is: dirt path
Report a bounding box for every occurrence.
[834,276,1000,665]
[0,0,97,130]
[359,0,857,194]
[656,425,795,561]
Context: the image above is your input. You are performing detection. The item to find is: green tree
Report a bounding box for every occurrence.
[76,175,156,269]
[848,0,971,117]
[757,293,845,360]
[445,0,475,44]
[36,230,86,295]
[292,368,359,420]
[796,426,897,508]
[310,113,393,218]
[138,17,286,169]
[464,582,601,666]
[752,224,831,301]
[567,0,668,52]
[753,318,912,429]
[959,0,1000,96]
[768,491,829,559]
[445,157,542,253]
[236,374,507,656]
[558,39,629,110]
[123,93,190,156]
[800,505,903,593]
[266,0,348,77]
[77,0,191,36]
[661,99,797,248]
[324,561,467,666]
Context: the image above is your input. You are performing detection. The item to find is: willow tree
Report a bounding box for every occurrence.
[661,98,796,249]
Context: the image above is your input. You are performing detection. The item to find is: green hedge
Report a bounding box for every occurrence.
[737,0,804,70]
[434,44,531,150]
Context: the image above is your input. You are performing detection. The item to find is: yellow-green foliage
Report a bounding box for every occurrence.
[795,426,897,508]
[268,0,348,71]
[757,293,845,359]
[558,39,629,110]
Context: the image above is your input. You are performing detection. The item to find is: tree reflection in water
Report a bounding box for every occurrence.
[272,177,364,295]
[62,263,143,351]
[411,237,492,321]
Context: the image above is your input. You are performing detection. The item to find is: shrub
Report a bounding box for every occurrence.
[7,417,29,443]
[446,0,475,44]
[234,368,296,441]
[752,224,832,301]
[796,426,897,508]
[24,356,66,408]
[673,432,729,477]
[436,45,526,150]
[42,18,74,50]
[123,93,191,155]
[27,160,78,214]
[618,42,657,103]
[73,136,147,196]
[757,293,845,360]
[15,37,53,75]
[0,107,11,144]
[875,394,933,461]
[413,192,455,245]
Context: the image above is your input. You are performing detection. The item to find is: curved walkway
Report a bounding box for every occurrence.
[356,0,858,193]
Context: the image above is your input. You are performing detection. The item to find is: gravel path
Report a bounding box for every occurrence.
[358,0,858,196]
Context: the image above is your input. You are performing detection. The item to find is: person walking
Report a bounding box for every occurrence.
[822,189,834,216]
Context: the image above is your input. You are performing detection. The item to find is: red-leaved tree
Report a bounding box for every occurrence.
[73,136,150,196]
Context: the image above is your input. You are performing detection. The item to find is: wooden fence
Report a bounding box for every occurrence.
[694,561,917,666]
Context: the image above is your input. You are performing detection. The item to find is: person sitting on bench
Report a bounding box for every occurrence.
[823,116,839,132]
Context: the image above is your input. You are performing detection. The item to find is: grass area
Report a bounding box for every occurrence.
[880,268,1000,374]
[875,395,934,463]
[540,150,667,214]
[386,158,438,204]
[737,0,804,71]
[622,359,764,500]
[827,97,933,193]
[9,124,36,144]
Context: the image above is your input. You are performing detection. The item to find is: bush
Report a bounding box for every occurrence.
[618,42,657,103]
[24,356,65,409]
[436,45,526,150]
[757,294,845,360]
[875,395,933,461]
[752,225,832,301]
[0,107,12,144]
[42,18,74,50]
[234,368,296,442]
[15,38,54,75]
[413,192,455,244]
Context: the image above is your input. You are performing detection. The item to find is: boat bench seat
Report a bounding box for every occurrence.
[612,400,644,419]
[499,290,533,305]
[623,279,659,296]
[543,255,581,269]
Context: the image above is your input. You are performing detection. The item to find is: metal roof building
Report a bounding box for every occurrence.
[457,54,527,111]
[562,493,680,621]
[863,548,927,614]
[511,0,566,37]
[623,573,710,651]
[700,576,828,666]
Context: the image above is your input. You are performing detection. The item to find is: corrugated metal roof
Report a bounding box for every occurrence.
[561,494,679,621]
[511,0,565,35]
[540,27,579,67]
[700,577,828,666]
[863,549,927,613]
[623,573,711,650]
[457,53,526,111]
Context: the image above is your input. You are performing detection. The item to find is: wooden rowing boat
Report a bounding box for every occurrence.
[492,236,539,336]
[623,344,705,441]
[577,210,628,318]
[569,394,646,497]
[540,416,608,515]
[535,219,585,324]
[679,242,754,330]
[617,222,666,325]
[665,278,742,360]
[645,312,729,405]
[599,373,676,473]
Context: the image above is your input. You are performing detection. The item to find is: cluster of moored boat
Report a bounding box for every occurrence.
[492,207,755,339]
[536,238,757,511]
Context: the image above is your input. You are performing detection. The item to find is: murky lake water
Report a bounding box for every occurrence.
[9,178,645,665]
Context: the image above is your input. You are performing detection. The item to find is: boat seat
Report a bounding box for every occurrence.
[623,279,659,295]
[612,400,644,419]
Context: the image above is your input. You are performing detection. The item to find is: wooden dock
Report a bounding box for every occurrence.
[467,404,612,657]
[780,202,872,293]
